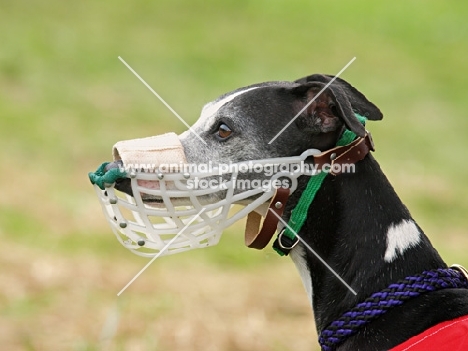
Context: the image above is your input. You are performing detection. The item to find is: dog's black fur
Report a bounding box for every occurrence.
[113,74,468,350]
[282,75,468,350]
[290,154,468,350]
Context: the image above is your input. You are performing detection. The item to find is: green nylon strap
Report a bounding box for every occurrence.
[88,162,127,190]
[274,114,367,256]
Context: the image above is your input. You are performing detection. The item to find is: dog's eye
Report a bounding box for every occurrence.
[217,123,232,139]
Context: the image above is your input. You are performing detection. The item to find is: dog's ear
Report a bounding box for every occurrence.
[294,74,383,136]
[291,81,365,137]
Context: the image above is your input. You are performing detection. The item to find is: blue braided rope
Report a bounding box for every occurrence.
[319,268,468,351]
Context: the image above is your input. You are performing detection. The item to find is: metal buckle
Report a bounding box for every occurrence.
[366,131,375,151]
[277,228,299,250]
[451,264,468,281]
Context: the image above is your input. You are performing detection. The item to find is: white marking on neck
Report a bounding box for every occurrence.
[200,86,259,121]
[290,244,313,306]
[384,219,421,262]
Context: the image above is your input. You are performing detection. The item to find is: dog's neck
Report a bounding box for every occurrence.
[287,154,446,333]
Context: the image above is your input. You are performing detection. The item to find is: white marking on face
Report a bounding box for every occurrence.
[384,219,421,262]
[178,86,259,142]
[201,86,259,120]
[290,244,313,306]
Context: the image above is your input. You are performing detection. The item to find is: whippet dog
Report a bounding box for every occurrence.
[92,74,468,350]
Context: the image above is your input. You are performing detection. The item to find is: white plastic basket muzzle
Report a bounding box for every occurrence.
[91,132,321,258]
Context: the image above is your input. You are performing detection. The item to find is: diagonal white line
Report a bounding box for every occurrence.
[117,208,206,296]
[268,57,356,145]
[118,56,207,145]
[269,208,357,295]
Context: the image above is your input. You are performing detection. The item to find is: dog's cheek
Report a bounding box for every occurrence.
[295,115,320,133]
[180,132,217,164]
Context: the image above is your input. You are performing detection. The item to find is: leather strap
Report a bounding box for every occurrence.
[245,187,290,249]
[313,132,374,175]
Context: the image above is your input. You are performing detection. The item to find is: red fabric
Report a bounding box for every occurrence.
[390,315,468,351]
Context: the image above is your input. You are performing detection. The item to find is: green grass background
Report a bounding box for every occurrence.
[1,1,467,350]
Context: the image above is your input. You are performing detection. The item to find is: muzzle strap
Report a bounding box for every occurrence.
[312,133,375,176]
[245,187,290,249]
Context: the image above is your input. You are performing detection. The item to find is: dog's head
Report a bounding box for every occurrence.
[179,74,382,167]
[90,74,383,256]
[110,74,383,202]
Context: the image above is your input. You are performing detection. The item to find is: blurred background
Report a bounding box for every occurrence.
[1,1,467,350]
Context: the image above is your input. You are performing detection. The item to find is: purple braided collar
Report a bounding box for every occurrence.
[318,267,468,351]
